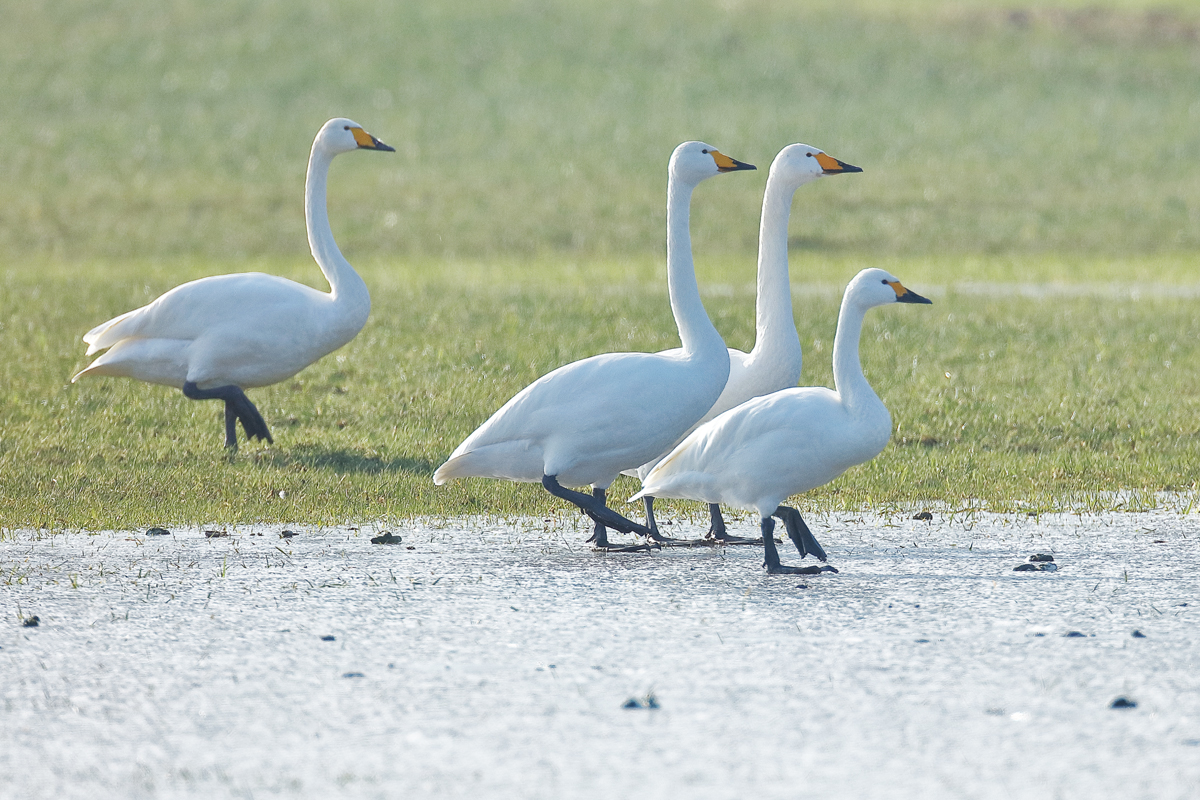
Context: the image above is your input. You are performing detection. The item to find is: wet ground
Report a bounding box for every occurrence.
[2,510,1198,799]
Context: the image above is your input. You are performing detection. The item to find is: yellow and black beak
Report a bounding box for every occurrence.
[815,152,862,175]
[709,149,756,173]
[888,280,932,304]
[351,127,395,152]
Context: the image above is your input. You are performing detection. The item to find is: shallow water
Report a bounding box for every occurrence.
[2,511,1198,799]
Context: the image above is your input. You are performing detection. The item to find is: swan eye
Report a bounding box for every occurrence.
[881,279,889,285]
[702,149,708,154]
[806,152,814,157]
[343,125,350,130]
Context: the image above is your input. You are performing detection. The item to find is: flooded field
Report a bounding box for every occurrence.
[3,510,1199,799]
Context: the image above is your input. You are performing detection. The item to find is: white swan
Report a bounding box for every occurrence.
[433,141,755,546]
[72,118,393,449]
[633,268,931,573]
[633,143,862,543]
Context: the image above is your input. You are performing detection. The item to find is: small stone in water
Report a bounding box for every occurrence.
[146,527,170,536]
[342,672,365,679]
[1064,631,1087,638]
[204,530,229,538]
[280,530,299,538]
[913,511,933,521]
[1029,554,1055,562]
[1110,697,1137,709]
[22,616,40,628]
[371,532,403,545]
[320,635,336,642]
[1014,563,1039,572]
[1132,630,1147,638]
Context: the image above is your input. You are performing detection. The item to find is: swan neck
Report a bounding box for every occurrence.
[832,296,876,411]
[666,177,724,355]
[306,145,368,306]
[752,173,800,356]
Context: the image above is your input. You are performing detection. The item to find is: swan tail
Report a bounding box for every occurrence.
[83,307,146,355]
[433,441,544,485]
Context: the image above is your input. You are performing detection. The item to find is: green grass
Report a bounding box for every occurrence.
[4,253,1200,529]
[2,0,1200,529]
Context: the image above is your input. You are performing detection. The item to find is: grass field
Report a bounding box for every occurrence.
[2,0,1199,530]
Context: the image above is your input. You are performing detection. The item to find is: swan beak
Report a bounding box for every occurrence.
[815,152,863,174]
[351,127,396,152]
[709,150,756,173]
[889,281,933,304]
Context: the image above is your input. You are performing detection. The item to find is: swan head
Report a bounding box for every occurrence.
[847,267,932,309]
[770,143,862,189]
[669,141,755,186]
[315,118,395,155]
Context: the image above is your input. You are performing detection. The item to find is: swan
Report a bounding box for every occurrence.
[72,118,393,450]
[433,141,755,547]
[632,143,862,544]
[632,268,931,573]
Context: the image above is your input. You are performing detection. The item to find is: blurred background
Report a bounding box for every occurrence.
[3,0,1197,267]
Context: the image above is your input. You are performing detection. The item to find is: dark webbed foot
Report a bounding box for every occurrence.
[773,505,827,562]
[703,504,763,545]
[761,516,835,575]
[585,487,656,552]
[183,381,274,449]
[542,476,657,551]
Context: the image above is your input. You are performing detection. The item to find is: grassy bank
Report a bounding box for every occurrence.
[2,0,1199,529]
[3,254,1199,530]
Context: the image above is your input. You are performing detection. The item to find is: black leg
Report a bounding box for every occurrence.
[773,505,828,562]
[761,515,826,576]
[587,487,612,547]
[703,504,763,545]
[541,475,656,549]
[224,402,238,449]
[643,495,661,539]
[183,381,274,449]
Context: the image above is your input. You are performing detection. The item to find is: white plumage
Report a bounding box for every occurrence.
[631,143,862,541]
[434,141,755,545]
[72,118,393,448]
[633,268,932,572]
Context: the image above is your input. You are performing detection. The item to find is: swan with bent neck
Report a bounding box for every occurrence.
[633,268,932,573]
[73,118,393,449]
[433,141,755,547]
[633,143,862,543]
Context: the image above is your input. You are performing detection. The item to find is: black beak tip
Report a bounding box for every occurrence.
[375,141,396,152]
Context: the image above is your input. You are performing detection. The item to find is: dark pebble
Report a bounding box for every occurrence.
[1029,553,1055,562]
[204,530,229,538]
[1153,539,1167,544]
[22,616,40,628]
[1064,631,1087,638]
[370,532,403,545]
[342,672,365,679]
[1132,630,1147,638]
[281,530,298,538]
[320,635,336,641]
[913,511,933,521]
[406,545,416,550]
[1014,563,1039,572]
[1110,697,1137,709]
[146,527,170,536]
[915,638,930,643]
[622,693,659,710]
